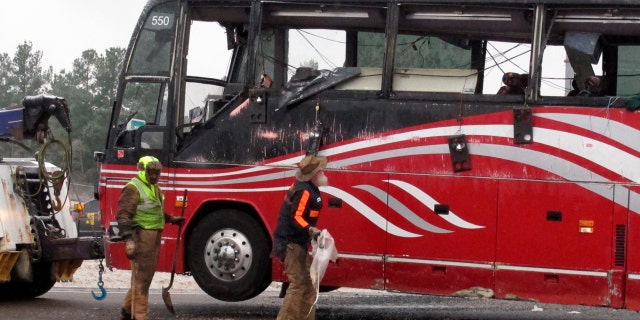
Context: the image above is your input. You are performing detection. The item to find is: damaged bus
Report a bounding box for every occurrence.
[95,0,640,309]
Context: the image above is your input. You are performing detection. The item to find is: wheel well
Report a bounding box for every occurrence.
[182,200,272,273]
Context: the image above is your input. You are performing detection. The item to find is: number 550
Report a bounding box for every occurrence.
[151,15,170,26]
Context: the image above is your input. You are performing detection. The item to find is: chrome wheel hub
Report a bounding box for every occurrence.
[203,228,253,281]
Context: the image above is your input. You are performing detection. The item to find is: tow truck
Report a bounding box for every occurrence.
[0,94,104,299]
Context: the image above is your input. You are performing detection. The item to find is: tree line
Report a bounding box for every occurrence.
[0,41,125,200]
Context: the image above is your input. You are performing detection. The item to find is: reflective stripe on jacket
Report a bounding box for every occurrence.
[128,177,165,230]
[272,180,323,259]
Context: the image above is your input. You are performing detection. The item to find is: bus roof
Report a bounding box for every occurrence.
[139,0,640,45]
[144,0,640,7]
[174,0,640,5]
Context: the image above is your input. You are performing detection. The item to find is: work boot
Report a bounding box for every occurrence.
[120,307,134,320]
[279,282,289,298]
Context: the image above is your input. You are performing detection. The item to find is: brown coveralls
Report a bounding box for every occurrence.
[279,243,316,320]
[117,183,164,320]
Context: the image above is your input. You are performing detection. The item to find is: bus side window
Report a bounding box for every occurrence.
[577,76,608,97]
[115,117,145,148]
[139,130,164,149]
[115,129,135,148]
[497,72,528,95]
[287,29,346,79]
[617,46,640,96]
[114,82,166,148]
[182,20,231,130]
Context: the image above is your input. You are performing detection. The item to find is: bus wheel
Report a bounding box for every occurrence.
[187,209,271,302]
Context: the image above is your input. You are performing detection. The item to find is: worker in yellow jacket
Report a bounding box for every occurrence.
[117,156,184,320]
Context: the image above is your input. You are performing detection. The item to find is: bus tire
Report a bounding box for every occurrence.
[187,209,271,302]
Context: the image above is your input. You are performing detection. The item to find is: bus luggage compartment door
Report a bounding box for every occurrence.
[495,179,616,307]
[384,175,498,295]
[623,185,640,310]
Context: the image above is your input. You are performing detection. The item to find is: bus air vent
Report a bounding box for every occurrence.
[615,224,625,267]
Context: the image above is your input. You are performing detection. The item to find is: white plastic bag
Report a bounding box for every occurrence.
[310,229,338,288]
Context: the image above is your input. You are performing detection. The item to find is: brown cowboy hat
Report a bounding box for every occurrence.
[295,155,327,181]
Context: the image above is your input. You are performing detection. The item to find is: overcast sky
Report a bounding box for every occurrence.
[0,0,148,72]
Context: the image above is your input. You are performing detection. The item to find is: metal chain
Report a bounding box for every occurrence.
[97,259,104,287]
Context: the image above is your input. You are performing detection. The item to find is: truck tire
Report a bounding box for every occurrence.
[187,209,271,301]
[0,262,55,300]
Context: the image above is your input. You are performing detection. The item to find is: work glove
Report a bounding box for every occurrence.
[308,227,321,240]
[125,239,136,260]
[168,216,185,226]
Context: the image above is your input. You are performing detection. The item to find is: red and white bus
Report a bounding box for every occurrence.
[96,0,640,309]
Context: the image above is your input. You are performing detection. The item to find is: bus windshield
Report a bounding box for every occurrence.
[127,2,178,76]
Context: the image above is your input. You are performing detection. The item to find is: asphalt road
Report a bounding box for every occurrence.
[0,286,639,320]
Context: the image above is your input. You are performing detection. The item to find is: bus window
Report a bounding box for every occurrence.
[395,35,471,69]
[541,45,574,97]
[356,32,384,68]
[255,28,278,83]
[393,34,476,93]
[486,40,608,98]
[336,31,478,93]
[180,21,233,138]
[186,21,232,80]
[140,130,164,149]
[115,82,167,148]
[287,29,346,78]
[233,27,280,87]
[617,46,640,96]
[483,41,531,95]
[122,83,167,126]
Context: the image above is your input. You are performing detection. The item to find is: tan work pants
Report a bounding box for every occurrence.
[277,243,317,320]
[122,229,162,320]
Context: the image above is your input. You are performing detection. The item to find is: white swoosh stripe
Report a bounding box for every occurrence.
[536,127,640,182]
[387,180,484,229]
[536,112,640,152]
[321,186,421,238]
[105,183,288,193]
[320,123,640,183]
[354,185,452,233]
[170,160,301,178]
